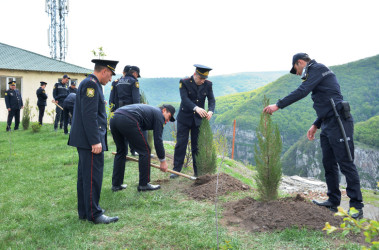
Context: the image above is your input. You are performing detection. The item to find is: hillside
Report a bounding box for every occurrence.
[355,115,379,148]
[213,54,379,154]
[103,71,286,106]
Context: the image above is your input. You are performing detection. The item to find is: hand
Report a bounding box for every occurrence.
[21,106,24,109]
[56,100,59,104]
[195,107,208,118]
[8,108,11,111]
[206,111,213,121]
[263,104,279,115]
[52,100,55,103]
[307,125,318,141]
[159,161,168,172]
[91,143,102,154]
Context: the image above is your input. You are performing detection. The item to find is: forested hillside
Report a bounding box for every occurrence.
[213,55,379,152]
[104,71,286,106]
[355,115,379,148]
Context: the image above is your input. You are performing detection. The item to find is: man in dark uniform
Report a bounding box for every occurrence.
[110,104,175,191]
[109,65,131,112]
[68,59,119,224]
[263,53,364,219]
[116,65,141,108]
[171,64,216,178]
[69,81,78,94]
[63,93,76,134]
[5,80,23,131]
[36,81,48,125]
[53,75,69,130]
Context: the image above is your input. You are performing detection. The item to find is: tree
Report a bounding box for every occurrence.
[22,98,32,130]
[91,46,106,59]
[196,118,217,176]
[253,96,282,201]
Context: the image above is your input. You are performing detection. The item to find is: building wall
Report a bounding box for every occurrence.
[0,69,87,123]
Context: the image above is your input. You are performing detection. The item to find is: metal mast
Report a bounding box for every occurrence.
[45,0,69,61]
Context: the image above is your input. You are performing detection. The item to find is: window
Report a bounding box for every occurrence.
[0,76,22,98]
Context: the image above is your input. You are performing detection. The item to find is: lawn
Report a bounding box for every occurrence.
[0,122,362,249]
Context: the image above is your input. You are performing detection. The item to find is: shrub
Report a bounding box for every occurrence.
[31,122,42,133]
[196,118,217,176]
[22,98,32,130]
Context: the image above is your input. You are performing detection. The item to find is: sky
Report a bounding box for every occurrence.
[1,0,379,78]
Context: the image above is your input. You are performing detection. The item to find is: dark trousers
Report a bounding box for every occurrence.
[320,116,363,209]
[54,104,64,129]
[110,113,151,186]
[38,105,46,125]
[173,120,200,176]
[77,148,104,221]
[7,108,20,130]
[63,107,74,134]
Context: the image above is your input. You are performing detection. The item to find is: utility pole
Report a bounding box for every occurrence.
[45,0,69,61]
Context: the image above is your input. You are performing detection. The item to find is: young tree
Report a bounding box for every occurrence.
[196,118,217,176]
[253,96,282,201]
[22,98,32,130]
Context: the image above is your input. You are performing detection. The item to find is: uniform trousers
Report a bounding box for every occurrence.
[320,115,363,209]
[110,113,151,186]
[7,109,20,130]
[63,106,74,134]
[54,103,64,129]
[38,105,45,125]
[77,148,104,221]
[173,120,200,176]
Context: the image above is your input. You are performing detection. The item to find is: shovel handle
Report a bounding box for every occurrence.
[111,152,196,180]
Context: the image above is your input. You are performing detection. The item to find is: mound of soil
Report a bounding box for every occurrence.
[185,173,250,200]
[222,194,343,232]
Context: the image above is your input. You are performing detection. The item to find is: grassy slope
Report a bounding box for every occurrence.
[0,123,361,249]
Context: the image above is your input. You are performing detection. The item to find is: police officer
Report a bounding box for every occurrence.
[110,104,175,191]
[63,93,76,134]
[109,65,131,112]
[5,80,23,131]
[53,75,70,130]
[68,59,119,224]
[69,81,78,94]
[263,53,364,219]
[36,81,48,125]
[116,65,141,108]
[171,64,216,178]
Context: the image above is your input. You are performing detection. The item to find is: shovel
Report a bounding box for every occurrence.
[111,152,197,180]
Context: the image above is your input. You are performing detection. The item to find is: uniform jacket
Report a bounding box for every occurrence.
[63,93,76,109]
[68,87,78,94]
[53,82,69,101]
[177,76,215,127]
[116,74,140,107]
[109,79,119,111]
[276,60,344,128]
[115,104,166,160]
[36,87,48,106]
[5,89,23,109]
[68,74,108,151]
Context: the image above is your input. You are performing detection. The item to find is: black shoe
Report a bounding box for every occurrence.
[112,184,127,192]
[137,183,160,192]
[312,200,338,212]
[170,173,179,179]
[349,208,363,220]
[79,209,106,220]
[93,214,119,224]
[14,128,19,131]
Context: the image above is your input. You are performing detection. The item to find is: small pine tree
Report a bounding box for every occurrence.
[140,90,154,151]
[253,96,282,201]
[196,118,217,176]
[22,98,32,130]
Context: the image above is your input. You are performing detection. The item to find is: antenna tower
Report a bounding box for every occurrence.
[45,0,69,61]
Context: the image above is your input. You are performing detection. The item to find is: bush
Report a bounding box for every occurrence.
[253,96,282,201]
[22,98,32,130]
[31,122,42,133]
[196,118,217,176]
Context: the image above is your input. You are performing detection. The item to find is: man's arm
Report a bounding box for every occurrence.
[132,81,140,104]
[206,82,216,120]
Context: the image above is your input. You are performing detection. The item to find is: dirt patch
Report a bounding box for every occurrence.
[184,173,250,201]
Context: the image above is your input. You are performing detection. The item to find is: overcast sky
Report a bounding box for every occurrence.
[1,0,379,77]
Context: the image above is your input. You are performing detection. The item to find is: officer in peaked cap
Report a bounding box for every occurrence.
[68,58,119,224]
[263,53,364,219]
[53,74,70,130]
[5,80,23,131]
[36,81,48,125]
[171,64,216,178]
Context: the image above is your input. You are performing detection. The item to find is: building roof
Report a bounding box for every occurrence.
[0,42,91,74]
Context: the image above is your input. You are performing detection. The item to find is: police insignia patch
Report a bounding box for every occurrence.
[111,86,113,91]
[43,91,45,93]
[135,82,139,88]
[86,88,95,97]
[5,93,7,96]
[179,82,182,89]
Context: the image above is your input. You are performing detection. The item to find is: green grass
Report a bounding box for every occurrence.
[0,122,362,249]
